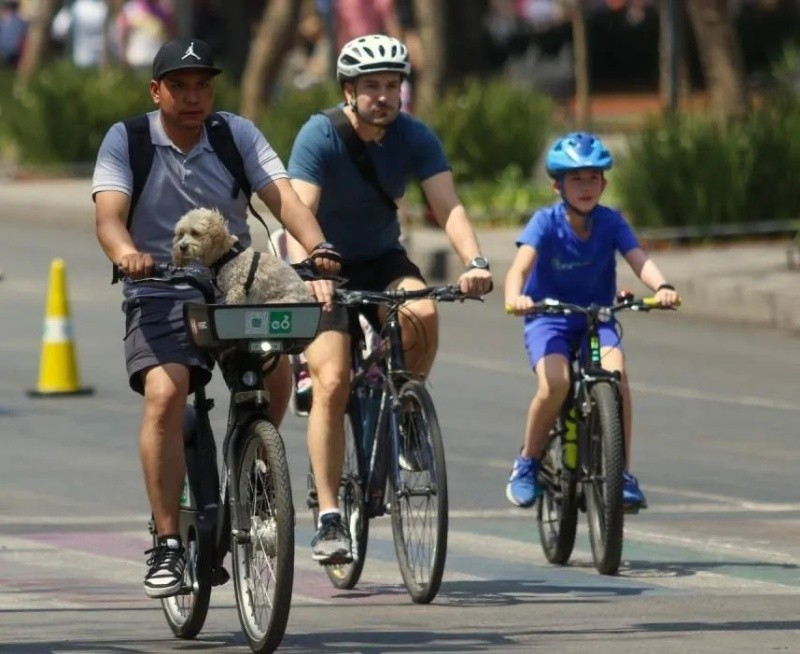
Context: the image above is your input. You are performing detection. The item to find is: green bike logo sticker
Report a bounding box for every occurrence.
[269,311,292,335]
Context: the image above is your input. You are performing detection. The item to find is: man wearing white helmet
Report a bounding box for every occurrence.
[286,33,493,563]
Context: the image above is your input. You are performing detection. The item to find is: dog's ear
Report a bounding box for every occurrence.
[202,211,238,264]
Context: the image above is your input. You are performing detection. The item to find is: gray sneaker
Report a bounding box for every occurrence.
[310,514,353,565]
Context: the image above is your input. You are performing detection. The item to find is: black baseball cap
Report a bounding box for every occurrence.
[152,38,223,80]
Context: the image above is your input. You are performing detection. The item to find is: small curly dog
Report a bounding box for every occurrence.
[172,207,313,304]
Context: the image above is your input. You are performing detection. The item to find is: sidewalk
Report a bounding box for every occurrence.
[2,177,799,334]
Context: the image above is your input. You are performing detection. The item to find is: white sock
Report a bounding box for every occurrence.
[318,509,340,528]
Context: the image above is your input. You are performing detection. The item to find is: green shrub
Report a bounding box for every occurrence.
[615,105,800,229]
[3,64,241,166]
[255,83,342,161]
[428,78,554,183]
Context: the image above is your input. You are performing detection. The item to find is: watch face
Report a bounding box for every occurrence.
[471,257,489,269]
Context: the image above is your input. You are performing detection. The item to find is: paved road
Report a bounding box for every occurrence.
[2,221,800,653]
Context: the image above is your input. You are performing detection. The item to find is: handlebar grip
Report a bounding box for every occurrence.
[643,296,682,308]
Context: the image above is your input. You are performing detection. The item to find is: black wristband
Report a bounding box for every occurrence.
[656,283,675,292]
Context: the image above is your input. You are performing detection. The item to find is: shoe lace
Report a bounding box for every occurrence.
[144,544,183,570]
[513,457,535,480]
[311,518,349,546]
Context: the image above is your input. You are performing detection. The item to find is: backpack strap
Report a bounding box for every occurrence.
[204,112,269,232]
[322,107,397,211]
[123,114,155,231]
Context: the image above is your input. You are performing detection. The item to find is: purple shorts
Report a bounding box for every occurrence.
[523,315,622,370]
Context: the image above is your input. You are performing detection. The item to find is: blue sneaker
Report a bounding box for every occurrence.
[623,471,647,510]
[505,455,540,508]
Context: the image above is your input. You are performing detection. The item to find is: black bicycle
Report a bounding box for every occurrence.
[514,293,676,575]
[306,285,477,604]
[124,265,321,653]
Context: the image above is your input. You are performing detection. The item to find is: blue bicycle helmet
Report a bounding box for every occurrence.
[545,132,613,178]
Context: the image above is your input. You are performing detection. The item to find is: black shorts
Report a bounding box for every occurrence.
[319,250,425,337]
[123,296,213,395]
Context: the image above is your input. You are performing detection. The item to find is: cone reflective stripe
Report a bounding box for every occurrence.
[28,258,93,397]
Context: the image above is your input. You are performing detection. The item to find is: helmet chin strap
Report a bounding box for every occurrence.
[557,181,596,228]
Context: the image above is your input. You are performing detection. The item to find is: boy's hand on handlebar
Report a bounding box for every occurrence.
[116,252,154,279]
[458,268,493,297]
[505,295,535,316]
[654,286,680,308]
[305,278,337,310]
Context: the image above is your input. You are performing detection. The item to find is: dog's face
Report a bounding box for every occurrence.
[172,208,238,266]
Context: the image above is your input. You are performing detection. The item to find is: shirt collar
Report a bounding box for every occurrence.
[148,110,213,152]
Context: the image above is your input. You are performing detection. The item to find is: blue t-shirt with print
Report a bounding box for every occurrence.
[288,108,450,263]
[517,201,640,310]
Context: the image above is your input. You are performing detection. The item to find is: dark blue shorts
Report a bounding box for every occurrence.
[123,296,213,395]
[523,315,622,370]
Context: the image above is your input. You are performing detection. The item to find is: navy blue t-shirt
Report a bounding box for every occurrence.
[288,108,450,263]
[517,201,640,309]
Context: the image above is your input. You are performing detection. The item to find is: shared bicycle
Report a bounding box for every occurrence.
[306,284,477,604]
[514,293,677,575]
[125,265,322,653]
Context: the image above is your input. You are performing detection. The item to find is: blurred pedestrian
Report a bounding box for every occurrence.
[0,0,27,67]
[116,0,175,70]
[51,0,109,68]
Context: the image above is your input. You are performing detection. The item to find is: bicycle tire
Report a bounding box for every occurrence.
[536,426,579,565]
[308,412,369,589]
[230,419,294,654]
[389,380,447,604]
[585,382,625,575]
[155,511,211,639]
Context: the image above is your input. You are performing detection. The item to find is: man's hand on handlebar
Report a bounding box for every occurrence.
[309,242,343,277]
[458,268,493,297]
[654,285,680,308]
[116,252,154,279]
[306,278,337,311]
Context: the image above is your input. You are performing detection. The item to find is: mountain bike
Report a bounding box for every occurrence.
[306,285,478,604]
[124,265,321,653]
[511,293,677,575]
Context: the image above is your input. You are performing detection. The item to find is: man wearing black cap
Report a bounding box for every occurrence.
[92,38,341,598]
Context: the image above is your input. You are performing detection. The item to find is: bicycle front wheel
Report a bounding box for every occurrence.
[389,380,447,604]
[155,511,211,639]
[230,419,294,654]
[585,382,625,575]
[536,427,579,565]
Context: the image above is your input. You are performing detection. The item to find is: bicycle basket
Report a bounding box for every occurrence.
[183,302,322,354]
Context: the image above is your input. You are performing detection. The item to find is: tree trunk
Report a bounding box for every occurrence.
[239,0,303,120]
[685,0,748,121]
[412,0,446,119]
[658,0,690,113]
[571,1,590,130]
[16,0,58,83]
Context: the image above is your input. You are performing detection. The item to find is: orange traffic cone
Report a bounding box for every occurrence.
[27,258,94,397]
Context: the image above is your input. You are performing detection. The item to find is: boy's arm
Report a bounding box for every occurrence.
[504,244,537,315]
[623,247,679,305]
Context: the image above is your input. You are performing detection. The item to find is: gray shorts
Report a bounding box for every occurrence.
[123,296,213,395]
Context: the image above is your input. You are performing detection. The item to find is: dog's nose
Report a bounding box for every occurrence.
[179,243,188,252]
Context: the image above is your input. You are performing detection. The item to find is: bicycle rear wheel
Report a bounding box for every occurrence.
[585,382,625,575]
[307,411,369,589]
[536,426,579,565]
[154,511,211,639]
[230,419,294,654]
[389,380,447,604]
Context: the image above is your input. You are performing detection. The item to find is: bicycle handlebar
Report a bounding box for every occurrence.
[335,285,481,307]
[504,294,681,317]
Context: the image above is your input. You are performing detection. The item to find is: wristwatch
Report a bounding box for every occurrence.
[467,256,490,271]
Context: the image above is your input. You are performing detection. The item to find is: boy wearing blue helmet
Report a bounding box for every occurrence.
[503,132,679,510]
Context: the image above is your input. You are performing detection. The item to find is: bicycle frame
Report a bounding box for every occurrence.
[348,312,413,519]
[180,348,281,590]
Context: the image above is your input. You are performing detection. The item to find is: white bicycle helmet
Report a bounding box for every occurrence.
[336,34,411,82]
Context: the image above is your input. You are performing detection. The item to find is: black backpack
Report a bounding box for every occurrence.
[123,111,265,230]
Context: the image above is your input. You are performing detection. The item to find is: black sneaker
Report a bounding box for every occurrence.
[144,537,186,598]
[310,514,352,565]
